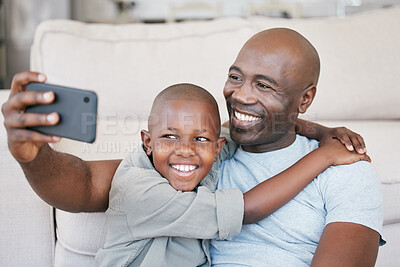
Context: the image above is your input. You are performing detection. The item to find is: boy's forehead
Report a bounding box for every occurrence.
[150,99,220,130]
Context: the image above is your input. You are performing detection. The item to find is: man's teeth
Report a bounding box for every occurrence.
[171,165,197,172]
[234,111,261,122]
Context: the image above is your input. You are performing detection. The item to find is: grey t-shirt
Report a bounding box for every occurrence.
[96,136,243,267]
[210,135,384,266]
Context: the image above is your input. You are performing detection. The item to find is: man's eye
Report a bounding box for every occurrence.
[162,134,178,139]
[195,137,209,142]
[256,82,273,91]
[229,74,242,82]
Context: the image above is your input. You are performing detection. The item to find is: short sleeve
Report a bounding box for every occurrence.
[320,161,385,244]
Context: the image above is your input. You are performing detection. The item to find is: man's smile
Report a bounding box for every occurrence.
[230,106,263,129]
[233,110,261,122]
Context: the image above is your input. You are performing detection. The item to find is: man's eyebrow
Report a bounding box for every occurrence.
[229,66,242,73]
[255,74,279,86]
[229,66,279,86]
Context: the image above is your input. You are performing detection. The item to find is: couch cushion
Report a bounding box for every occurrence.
[0,90,55,267]
[55,210,107,258]
[314,119,400,184]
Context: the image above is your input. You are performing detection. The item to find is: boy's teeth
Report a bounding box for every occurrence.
[234,111,261,122]
[172,165,196,172]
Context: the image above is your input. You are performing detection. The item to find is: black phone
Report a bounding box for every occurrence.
[26,82,98,143]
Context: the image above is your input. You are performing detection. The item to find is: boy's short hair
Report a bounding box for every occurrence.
[149,83,221,134]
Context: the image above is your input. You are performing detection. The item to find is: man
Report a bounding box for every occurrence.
[208,28,383,266]
[2,28,383,266]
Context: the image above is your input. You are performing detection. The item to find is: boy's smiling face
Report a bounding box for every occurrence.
[141,99,225,192]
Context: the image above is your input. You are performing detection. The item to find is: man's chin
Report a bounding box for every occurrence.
[230,126,258,145]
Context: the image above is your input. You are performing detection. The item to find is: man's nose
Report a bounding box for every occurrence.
[175,141,196,157]
[231,82,257,104]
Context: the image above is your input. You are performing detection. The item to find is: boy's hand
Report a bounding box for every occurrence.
[319,126,367,154]
[321,138,371,166]
[1,71,60,162]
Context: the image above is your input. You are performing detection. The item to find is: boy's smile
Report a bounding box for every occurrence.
[141,99,225,192]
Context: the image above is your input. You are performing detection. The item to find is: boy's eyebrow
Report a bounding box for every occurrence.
[229,65,279,86]
[194,129,208,134]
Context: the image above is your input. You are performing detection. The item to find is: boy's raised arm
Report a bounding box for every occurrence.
[242,138,370,224]
[295,118,367,154]
[2,72,119,212]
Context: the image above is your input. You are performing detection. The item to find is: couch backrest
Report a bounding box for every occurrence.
[30,7,400,160]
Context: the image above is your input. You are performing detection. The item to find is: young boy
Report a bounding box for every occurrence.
[95,83,369,267]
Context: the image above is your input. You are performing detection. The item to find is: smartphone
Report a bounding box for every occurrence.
[26,82,98,143]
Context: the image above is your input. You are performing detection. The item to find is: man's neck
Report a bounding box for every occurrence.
[241,133,297,153]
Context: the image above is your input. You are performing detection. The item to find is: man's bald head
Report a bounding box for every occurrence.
[243,28,320,90]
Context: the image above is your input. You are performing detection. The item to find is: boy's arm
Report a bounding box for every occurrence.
[295,118,367,154]
[2,71,118,212]
[116,162,243,241]
[242,138,370,224]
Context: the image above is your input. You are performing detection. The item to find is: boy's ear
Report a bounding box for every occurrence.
[298,85,316,114]
[141,130,152,156]
[213,137,226,162]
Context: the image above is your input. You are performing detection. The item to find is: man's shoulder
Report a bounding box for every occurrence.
[296,136,378,180]
[318,160,380,192]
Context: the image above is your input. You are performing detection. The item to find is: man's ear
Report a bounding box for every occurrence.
[141,130,152,156]
[299,85,316,114]
[213,137,226,162]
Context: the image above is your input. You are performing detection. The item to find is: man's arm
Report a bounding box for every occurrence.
[2,71,118,212]
[311,222,380,266]
[21,144,120,212]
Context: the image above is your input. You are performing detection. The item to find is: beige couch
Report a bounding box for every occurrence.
[1,6,400,266]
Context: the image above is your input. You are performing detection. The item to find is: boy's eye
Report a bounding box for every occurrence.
[195,136,209,142]
[162,134,178,139]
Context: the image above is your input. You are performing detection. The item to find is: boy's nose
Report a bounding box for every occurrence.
[232,83,257,104]
[175,142,196,157]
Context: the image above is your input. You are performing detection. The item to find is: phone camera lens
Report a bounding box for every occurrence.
[84,97,90,103]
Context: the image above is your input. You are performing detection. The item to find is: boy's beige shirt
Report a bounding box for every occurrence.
[96,129,243,267]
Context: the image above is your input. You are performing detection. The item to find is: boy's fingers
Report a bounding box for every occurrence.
[349,134,363,154]
[361,154,371,163]
[358,135,367,153]
[349,133,367,154]
[337,134,354,151]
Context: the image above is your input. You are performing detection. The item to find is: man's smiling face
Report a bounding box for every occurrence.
[224,37,305,153]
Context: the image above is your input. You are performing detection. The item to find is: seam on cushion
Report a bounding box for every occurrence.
[381,181,400,185]
[37,21,254,44]
[56,233,98,257]
[50,207,56,267]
